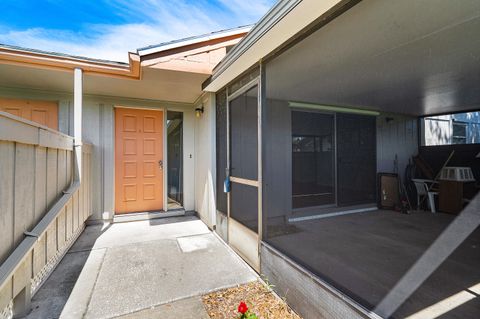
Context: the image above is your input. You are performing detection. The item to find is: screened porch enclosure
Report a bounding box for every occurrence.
[215,0,480,318]
[259,0,480,318]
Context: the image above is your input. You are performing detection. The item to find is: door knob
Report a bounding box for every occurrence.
[158,160,163,170]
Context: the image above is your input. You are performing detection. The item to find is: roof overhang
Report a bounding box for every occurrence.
[0,27,251,103]
[0,45,141,79]
[203,0,351,91]
[0,62,208,103]
[204,0,480,117]
[137,26,252,57]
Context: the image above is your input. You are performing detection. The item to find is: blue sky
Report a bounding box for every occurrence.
[0,0,275,62]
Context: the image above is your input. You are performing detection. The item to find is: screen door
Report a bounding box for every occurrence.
[227,83,260,271]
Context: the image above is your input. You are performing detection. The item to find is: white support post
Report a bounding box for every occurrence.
[74,68,83,181]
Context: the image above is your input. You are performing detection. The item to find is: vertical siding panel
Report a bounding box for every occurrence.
[376,114,418,175]
[79,174,84,224]
[0,279,13,314]
[66,199,73,240]
[34,146,47,224]
[85,152,90,221]
[46,222,57,261]
[57,149,67,192]
[46,147,59,263]
[12,254,32,297]
[73,191,79,231]
[83,103,101,219]
[80,152,86,223]
[46,148,58,209]
[0,141,15,264]
[57,208,66,249]
[77,190,81,227]
[66,150,72,186]
[14,143,35,246]
[86,153,91,219]
[33,235,46,276]
[90,152,92,218]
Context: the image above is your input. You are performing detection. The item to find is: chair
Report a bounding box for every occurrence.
[413,180,438,213]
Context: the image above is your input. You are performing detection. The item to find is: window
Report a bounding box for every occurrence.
[422,112,480,145]
[167,111,183,208]
[452,121,467,144]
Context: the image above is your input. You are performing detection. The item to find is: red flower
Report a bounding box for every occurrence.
[238,301,248,314]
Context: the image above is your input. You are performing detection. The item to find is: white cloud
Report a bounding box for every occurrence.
[0,0,275,62]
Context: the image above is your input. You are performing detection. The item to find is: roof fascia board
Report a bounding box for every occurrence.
[138,26,252,56]
[0,47,141,80]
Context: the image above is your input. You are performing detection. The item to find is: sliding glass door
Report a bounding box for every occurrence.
[292,111,336,209]
[291,110,376,210]
[336,113,376,206]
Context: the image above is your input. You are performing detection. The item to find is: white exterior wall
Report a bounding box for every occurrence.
[194,93,217,228]
[0,87,196,221]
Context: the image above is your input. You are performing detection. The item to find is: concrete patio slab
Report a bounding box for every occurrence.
[24,216,257,319]
[115,297,209,319]
[60,249,106,319]
[70,216,210,252]
[86,233,256,318]
[26,251,92,319]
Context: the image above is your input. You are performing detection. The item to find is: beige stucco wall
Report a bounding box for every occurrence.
[0,87,196,221]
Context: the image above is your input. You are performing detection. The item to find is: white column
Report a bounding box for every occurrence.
[74,68,83,181]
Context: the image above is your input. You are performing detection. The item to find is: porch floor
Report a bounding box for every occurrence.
[267,209,480,318]
[24,215,257,319]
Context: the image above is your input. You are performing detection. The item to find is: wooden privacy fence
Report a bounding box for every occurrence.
[0,111,91,318]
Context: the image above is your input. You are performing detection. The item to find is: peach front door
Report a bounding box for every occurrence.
[115,108,164,214]
[0,98,58,130]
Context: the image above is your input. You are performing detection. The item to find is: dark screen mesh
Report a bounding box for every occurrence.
[229,85,259,232]
[230,183,258,232]
[230,86,258,180]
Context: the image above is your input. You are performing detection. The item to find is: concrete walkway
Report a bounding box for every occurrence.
[25,215,257,319]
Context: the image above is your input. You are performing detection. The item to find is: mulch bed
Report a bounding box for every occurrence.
[202,281,302,319]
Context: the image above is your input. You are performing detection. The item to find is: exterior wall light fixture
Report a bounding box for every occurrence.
[195,106,204,118]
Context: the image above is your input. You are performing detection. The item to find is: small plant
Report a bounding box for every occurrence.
[260,274,275,291]
[237,301,258,319]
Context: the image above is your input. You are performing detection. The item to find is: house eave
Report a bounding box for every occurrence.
[0,44,141,80]
[203,0,353,92]
[137,26,252,57]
